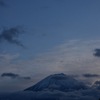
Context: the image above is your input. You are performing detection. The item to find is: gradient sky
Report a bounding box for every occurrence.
[1,0,100,92]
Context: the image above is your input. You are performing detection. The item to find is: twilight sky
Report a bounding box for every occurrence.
[1,0,100,92]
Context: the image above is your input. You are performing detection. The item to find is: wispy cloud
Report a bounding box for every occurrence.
[1,73,19,79]
[0,53,19,60]
[1,72,31,80]
[0,26,25,48]
[83,73,100,78]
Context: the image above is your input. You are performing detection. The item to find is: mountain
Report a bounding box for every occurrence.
[24,73,87,92]
[1,73,100,100]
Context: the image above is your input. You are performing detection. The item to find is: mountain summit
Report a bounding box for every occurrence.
[24,73,87,92]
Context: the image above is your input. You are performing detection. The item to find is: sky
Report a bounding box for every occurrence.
[1,0,100,92]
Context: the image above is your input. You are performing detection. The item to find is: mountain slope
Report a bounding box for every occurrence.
[24,73,87,92]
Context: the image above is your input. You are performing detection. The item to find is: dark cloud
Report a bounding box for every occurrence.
[83,73,100,78]
[0,26,25,48]
[94,81,100,85]
[1,73,19,79]
[0,0,6,7]
[93,49,100,57]
[93,81,100,90]
[1,72,31,80]
[22,77,31,80]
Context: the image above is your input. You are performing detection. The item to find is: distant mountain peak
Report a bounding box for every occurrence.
[24,73,87,92]
[49,73,67,80]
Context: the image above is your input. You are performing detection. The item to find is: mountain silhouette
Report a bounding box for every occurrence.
[24,73,87,92]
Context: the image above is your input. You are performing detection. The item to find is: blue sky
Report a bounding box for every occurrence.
[1,0,100,56]
[1,0,100,92]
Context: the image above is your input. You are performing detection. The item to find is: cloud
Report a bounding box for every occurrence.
[94,81,100,85]
[92,80,100,90]
[0,53,20,63]
[0,26,25,48]
[93,80,100,87]
[83,73,100,78]
[21,76,31,80]
[1,72,31,80]
[0,0,6,7]
[1,73,19,79]
[93,48,100,57]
